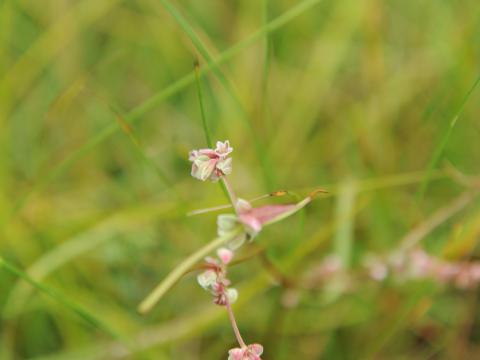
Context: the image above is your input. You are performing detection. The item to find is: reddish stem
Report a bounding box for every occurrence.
[225,298,247,348]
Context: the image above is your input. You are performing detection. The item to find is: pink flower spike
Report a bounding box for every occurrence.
[217,247,234,264]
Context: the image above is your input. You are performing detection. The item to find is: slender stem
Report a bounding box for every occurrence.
[187,190,290,216]
[225,298,247,348]
[221,176,238,214]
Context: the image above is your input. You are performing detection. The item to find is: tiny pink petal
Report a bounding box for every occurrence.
[249,344,263,355]
[215,140,233,157]
[248,204,297,224]
[198,148,219,158]
[217,247,234,264]
[228,348,245,360]
[238,213,263,233]
[238,204,298,232]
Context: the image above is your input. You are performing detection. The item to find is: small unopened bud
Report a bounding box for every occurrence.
[217,247,234,264]
[226,288,238,303]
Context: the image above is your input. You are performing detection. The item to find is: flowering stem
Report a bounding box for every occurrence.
[225,297,247,348]
[138,228,242,314]
[222,176,238,213]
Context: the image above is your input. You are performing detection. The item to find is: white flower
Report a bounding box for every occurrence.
[197,270,218,290]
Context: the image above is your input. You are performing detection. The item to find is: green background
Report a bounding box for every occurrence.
[1,0,480,358]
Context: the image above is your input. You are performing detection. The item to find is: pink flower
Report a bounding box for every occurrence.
[228,344,263,360]
[408,249,434,278]
[189,141,233,181]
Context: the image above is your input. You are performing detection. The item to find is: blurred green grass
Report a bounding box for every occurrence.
[1,0,480,358]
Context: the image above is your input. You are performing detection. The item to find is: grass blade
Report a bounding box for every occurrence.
[3,201,180,317]
[0,257,121,340]
[418,74,480,200]
[194,61,213,148]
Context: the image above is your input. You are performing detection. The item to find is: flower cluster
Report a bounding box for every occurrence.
[189,140,233,181]
[197,248,238,305]
[228,344,264,360]
[190,140,270,359]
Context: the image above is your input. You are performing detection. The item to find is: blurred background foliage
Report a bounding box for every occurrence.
[0,0,480,359]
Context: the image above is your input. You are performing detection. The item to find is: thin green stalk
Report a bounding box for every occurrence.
[193,61,231,203]
[194,61,213,148]
[262,0,272,129]
[418,74,480,200]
